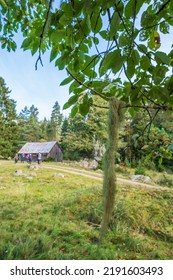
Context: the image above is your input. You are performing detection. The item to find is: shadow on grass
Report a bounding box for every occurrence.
[140,226,173,243]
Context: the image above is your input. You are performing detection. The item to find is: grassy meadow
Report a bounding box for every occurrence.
[0,160,173,260]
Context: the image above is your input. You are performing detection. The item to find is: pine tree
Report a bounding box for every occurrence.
[0,77,18,158]
[18,105,40,143]
[47,101,62,141]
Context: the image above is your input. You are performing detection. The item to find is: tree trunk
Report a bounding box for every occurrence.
[100,97,124,240]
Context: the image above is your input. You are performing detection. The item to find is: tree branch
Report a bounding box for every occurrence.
[156,0,171,15]
[35,0,53,70]
[123,104,173,111]
[66,68,109,100]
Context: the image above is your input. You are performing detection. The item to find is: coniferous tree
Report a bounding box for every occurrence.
[0,77,18,158]
[18,105,40,144]
[40,117,49,141]
[47,101,62,141]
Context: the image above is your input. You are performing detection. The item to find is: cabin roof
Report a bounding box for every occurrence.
[18,141,57,154]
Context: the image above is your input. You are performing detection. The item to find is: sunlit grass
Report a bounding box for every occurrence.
[0,161,173,259]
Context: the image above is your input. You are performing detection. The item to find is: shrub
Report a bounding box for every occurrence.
[134,161,146,176]
[43,157,55,162]
[157,175,173,188]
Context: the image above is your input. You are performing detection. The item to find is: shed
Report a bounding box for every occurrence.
[18,141,63,162]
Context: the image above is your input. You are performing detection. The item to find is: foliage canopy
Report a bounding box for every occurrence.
[0,0,173,116]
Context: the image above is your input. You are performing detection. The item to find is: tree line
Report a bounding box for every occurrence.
[1,76,173,170]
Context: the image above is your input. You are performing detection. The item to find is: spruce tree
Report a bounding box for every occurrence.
[0,77,18,158]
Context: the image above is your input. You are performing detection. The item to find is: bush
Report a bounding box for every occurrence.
[143,157,156,170]
[43,157,55,162]
[115,165,129,175]
[134,161,146,175]
[157,174,173,188]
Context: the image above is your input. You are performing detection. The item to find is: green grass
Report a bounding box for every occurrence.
[0,161,173,260]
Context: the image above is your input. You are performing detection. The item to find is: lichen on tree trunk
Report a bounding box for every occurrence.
[100,97,124,240]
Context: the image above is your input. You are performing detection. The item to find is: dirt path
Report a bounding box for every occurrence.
[41,164,169,191]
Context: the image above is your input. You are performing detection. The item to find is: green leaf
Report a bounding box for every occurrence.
[70,105,78,118]
[137,44,148,54]
[83,68,97,78]
[126,58,135,78]
[50,30,66,44]
[140,56,150,70]
[125,0,135,19]
[55,56,66,70]
[119,34,130,47]
[31,38,40,55]
[131,49,140,65]
[99,30,108,40]
[83,54,100,70]
[69,80,80,93]
[21,37,33,50]
[109,11,120,38]
[152,65,168,85]
[60,76,73,86]
[79,102,90,116]
[63,95,78,110]
[125,0,144,19]
[99,50,124,77]
[90,12,102,33]
[50,48,59,62]
[155,51,170,65]
[128,107,135,117]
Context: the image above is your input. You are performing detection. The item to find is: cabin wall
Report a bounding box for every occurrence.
[49,144,63,162]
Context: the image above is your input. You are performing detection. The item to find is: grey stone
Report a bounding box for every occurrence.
[55,173,65,178]
[30,165,39,170]
[0,186,6,190]
[26,176,33,180]
[14,170,23,176]
[131,175,151,183]
[89,160,98,169]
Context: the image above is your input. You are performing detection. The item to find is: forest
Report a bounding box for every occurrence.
[1,75,173,172]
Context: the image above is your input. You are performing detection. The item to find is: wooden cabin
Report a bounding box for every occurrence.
[18,141,63,162]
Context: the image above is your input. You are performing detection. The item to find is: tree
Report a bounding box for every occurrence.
[1,0,173,236]
[0,77,18,158]
[61,97,108,160]
[40,117,49,141]
[18,105,41,143]
[46,101,62,141]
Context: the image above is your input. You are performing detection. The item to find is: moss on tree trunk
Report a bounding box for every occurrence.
[100,97,124,240]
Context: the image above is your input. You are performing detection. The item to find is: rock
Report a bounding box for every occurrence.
[131,175,151,183]
[89,159,98,169]
[26,176,33,180]
[79,160,89,168]
[0,186,6,190]
[55,173,65,178]
[14,170,23,176]
[30,165,39,170]
[79,159,98,169]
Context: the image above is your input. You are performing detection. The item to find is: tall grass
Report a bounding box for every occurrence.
[0,161,173,259]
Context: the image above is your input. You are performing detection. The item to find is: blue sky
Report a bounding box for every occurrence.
[0,38,70,120]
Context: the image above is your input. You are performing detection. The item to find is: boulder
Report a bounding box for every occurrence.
[0,186,6,190]
[89,159,98,169]
[14,170,23,176]
[131,175,151,183]
[55,173,65,178]
[79,160,89,168]
[26,176,33,180]
[30,165,39,170]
